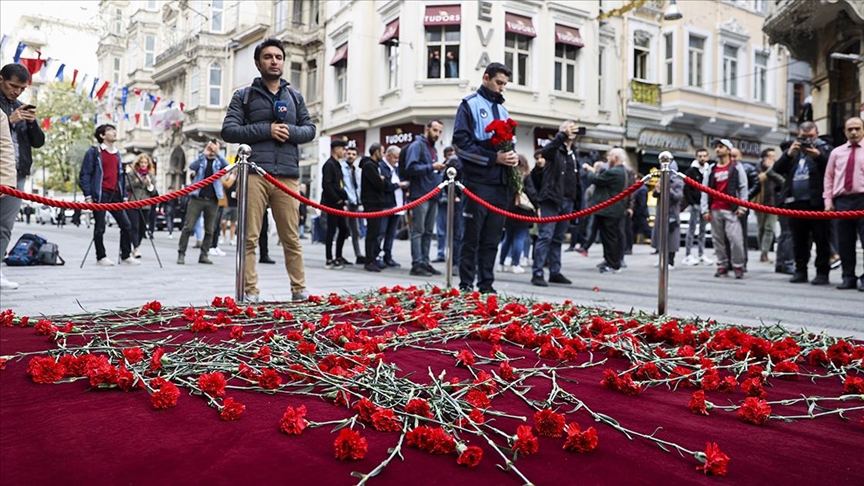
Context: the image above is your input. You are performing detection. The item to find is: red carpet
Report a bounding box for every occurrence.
[0,289,861,485]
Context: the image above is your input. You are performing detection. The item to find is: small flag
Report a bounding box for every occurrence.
[71,69,79,87]
[12,42,25,63]
[89,77,99,99]
[55,63,65,82]
[39,58,53,82]
[76,74,89,95]
[149,94,160,116]
[96,81,109,100]
[41,117,50,131]
[121,86,129,111]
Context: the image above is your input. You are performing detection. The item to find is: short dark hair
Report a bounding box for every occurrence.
[330,139,348,149]
[695,147,709,155]
[208,138,221,146]
[760,148,775,158]
[426,119,443,128]
[443,146,455,155]
[368,143,382,156]
[346,146,358,153]
[799,121,817,132]
[483,62,512,79]
[254,38,285,64]
[0,63,30,82]
[94,124,116,143]
[534,149,544,158]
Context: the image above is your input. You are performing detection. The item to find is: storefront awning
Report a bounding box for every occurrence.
[330,43,348,65]
[505,13,536,38]
[555,24,584,48]
[423,5,461,26]
[380,123,425,148]
[331,130,366,154]
[379,19,399,44]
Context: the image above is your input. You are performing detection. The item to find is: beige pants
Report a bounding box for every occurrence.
[244,173,305,295]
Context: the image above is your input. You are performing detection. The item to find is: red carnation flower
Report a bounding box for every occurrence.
[150,348,166,371]
[354,397,380,422]
[499,361,515,381]
[406,426,433,450]
[27,356,65,384]
[279,405,307,435]
[198,372,227,397]
[371,408,402,432]
[465,389,491,409]
[257,368,282,390]
[230,326,244,339]
[115,365,139,392]
[697,442,730,476]
[334,428,368,461]
[718,375,737,393]
[456,349,475,367]
[122,347,145,364]
[85,355,118,387]
[405,398,433,418]
[513,425,538,456]
[741,377,767,399]
[774,360,799,380]
[689,390,709,416]
[456,445,483,468]
[738,397,772,425]
[297,341,317,355]
[843,376,864,394]
[563,423,598,453]
[807,348,829,366]
[151,380,180,409]
[534,409,566,437]
[426,427,457,454]
[220,397,245,421]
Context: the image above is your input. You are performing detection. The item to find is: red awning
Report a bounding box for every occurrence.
[330,43,348,65]
[555,24,584,48]
[505,13,536,38]
[423,5,461,26]
[379,19,399,44]
[331,130,366,154]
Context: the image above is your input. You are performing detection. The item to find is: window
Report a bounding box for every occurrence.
[292,0,303,25]
[664,33,673,86]
[426,26,460,79]
[114,8,123,35]
[792,82,805,119]
[143,97,153,127]
[504,32,530,86]
[113,57,121,84]
[147,1,157,10]
[144,35,156,68]
[754,52,768,102]
[310,0,319,26]
[189,65,199,110]
[208,62,222,106]
[688,35,705,88]
[386,42,399,90]
[275,0,287,32]
[211,0,224,32]
[754,0,766,13]
[290,62,302,89]
[554,43,578,93]
[722,44,738,96]
[334,60,347,104]
[306,60,317,102]
[598,46,605,106]
[633,33,649,80]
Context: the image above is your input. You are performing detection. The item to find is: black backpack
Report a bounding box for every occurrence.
[3,233,64,266]
[397,141,414,181]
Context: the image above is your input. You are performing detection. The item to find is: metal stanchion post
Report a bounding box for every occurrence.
[657,155,671,315]
[444,167,457,288]
[235,144,252,302]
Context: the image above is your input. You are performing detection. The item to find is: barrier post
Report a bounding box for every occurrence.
[657,158,671,315]
[235,144,252,302]
[444,167,457,288]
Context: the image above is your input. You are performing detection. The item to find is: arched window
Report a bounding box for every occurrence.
[209,62,222,106]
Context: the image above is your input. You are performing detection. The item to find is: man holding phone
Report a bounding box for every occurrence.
[0,63,45,288]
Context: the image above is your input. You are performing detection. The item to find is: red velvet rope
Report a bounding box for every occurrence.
[461,181,645,223]
[260,171,442,219]
[681,176,864,220]
[0,168,230,211]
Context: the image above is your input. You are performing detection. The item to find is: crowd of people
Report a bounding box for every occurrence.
[2,45,862,296]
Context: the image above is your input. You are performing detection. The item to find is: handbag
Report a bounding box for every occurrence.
[515,192,535,212]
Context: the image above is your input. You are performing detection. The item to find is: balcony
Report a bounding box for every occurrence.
[763,0,864,61]
[631,80,661,106]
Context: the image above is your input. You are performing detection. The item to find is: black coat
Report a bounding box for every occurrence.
[773,139,832,209]
[0,96,45,178]
[359,156,397,211]
[538,131,580,205]
[320,157,347,208]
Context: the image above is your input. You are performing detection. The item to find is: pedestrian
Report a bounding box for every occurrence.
[435,146,457,263]
[220,171,238,246]
[404,120,447,277]
[378,146,405,268]
[583,149,628,273]
[498,154,537,275]
[824,116,864,291]
[682,148,713,266]
[343,146,365,264]
[321,139,350,269]
[126,154,157,259]
[221,38,316,302]
[651,153,683,268]
[177,139,226,265]
[631,176,650,244]
[0,110,19,289]
[750,148,785,263]
[360,143,400,272]
[454,62,517,294]
[701,139,749,279]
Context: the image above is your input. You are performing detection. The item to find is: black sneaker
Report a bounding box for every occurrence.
[478,287,497,294]
[531,274,548,287]
[789,272,807,283]
[549,273,572,284]
[364,263,381,273]
[337,257,353,266]
[385,259,401,268]
[810,274,829,285]
[356,256,367,265]
[410,265,432,276]
[259,256,276,264]
[424,263,442,275]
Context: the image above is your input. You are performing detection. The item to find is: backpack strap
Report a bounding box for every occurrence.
[242,85,300,122]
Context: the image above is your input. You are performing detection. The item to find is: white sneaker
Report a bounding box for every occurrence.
[511,265,525,274]
[683,255,699,266]
[245,293,261,303]
[167,234,174,239]
[498,264,510,273]
[133,248,141,259]
[209,248,219,256]
[0,272,19,290]
[652,260,659,268]
[229,239,235,246]
[700,255,714,265]
[97,258,116,266]
[669,264,675,270]
[120,257,141,265]
[217,247,227,256]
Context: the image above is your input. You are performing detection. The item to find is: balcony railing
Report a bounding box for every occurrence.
[631,80,661,106]
[155,35,193,66]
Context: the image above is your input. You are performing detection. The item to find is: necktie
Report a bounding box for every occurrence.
[845,144,858,192]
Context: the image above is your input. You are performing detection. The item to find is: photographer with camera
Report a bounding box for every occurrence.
[773,121,833,285]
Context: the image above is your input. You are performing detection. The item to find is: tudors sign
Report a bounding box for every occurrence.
[380,123,424,149]
[638,129,693,152]
[331,130,366,154]
[424,5,461,26]
[505,13,536,38]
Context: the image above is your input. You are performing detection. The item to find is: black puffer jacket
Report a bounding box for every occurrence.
[359,156,397,211]
[538,131,580,206]
[221,78,316,177]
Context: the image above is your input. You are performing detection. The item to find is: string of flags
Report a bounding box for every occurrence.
[0,35,185,134]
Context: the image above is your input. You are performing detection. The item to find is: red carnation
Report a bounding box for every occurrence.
[697,442,730,476]
[513,425,538,456]
[354,397,380,422]
[115,365,139,392]
[198,372,227,397]
[843,376,864,394]
[456,445,483,468]
[466,389,491,409]
[689,390,709,415]
[807,348,829,366]
[774,360,799,379]
[738,397,772,425]
[406,426,433,450]
[151,380,180,409]
[122,347,145,364]
[297,341,316,355]
[220,397,245,421]
[405,398,433,418]
[456,349,475,367]
[741,377,767,399]
[27,356,65,384]
[718,375,737,393]
[150,348,166,371]
[279,405,307,435]
[371,408,402,432]
[85,355,118,387]
[426,427,457,454]
[499,361,515,381]
[334,428,368,461]
[534,409,566,437]
[563,423,598,453]
[257,368,282,390]
[230,326,244,339]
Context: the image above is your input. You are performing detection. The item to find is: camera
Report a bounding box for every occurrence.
[797,138,813,149]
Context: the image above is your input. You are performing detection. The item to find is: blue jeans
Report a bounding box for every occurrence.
[459,182,508,291]
[436,201,447,259]
[532,199,574,277]
[410,200,437,267]
[379,214,400,261]
[500,226,529,266]
[685,205,707,257]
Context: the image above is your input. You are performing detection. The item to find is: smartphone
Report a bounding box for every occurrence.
[576,126,587,135]
[23,104,36,111]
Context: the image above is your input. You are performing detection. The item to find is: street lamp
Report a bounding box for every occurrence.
[664,0,683,21]
[830,52,864,62]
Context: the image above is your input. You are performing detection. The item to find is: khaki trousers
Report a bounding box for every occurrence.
[244,173,305,295]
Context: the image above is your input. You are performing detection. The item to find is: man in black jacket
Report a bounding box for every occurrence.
[221,38,317,302]
[360,143,403,272]
[773,121,833,285]
[531,120,580,287]
[320,139,350,270]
